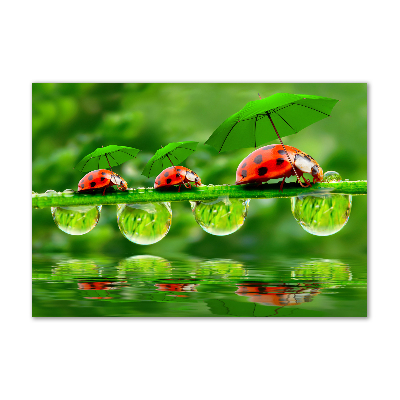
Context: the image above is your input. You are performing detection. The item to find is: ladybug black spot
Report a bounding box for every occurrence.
[90,182,96,188]
[101,172,106,175]
[88,174,94,181]
[241,162,247,168]
[81,184,84,188]
[164,171,169,177]
[258,167,268,176]
[254,154,263,164]
[176,173,180,178]
[241,170,247,178]
[157,180,161,185]
[278,150,286,155]
[100,177,105,181]
[276,158,285,166]
[166,178,172,184]
[262,145,275,151]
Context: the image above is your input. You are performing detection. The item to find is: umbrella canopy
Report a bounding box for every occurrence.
[205,93,339,153]
[75,145,141,173]
[142,141,198,178]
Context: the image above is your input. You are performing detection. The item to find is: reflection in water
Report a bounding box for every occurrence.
[50,259,100,278]
[190,197,250,236]
[196,259,246,279]
[51,206,102,235]
[32,254,366,317]
[78,280,128,299]
[117,202,172,245]
[155,281,198,297]
[291,194,352,236]
[236,283,320,306]
[292,259,352,285]
[43,258,127,300]
[118,255,172,278]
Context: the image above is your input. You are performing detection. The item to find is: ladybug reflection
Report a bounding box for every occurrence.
[155,280,198,297]
[235,283,320,306]
[78,280,128,299]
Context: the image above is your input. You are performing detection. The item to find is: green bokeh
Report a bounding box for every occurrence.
[32,83,367,260]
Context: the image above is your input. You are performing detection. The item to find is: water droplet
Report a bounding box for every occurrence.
[291,194,352,236]
[323,171,342,182]
[62,189,75,197]
[45,189,58,196]
[51,206,102,235]
[117,202,172,245]
[190,197,250,236]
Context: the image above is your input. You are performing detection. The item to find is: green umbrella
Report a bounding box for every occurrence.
[142,141,198,178]
[75,145,141,173]
[205,93,339,152]
[205,93,339,187]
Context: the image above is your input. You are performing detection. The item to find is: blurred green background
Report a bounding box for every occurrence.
[32,83,367,260]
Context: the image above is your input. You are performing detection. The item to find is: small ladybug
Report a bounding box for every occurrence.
[235,144,324,191]
[78,169,128,195]
[154,166,202,191]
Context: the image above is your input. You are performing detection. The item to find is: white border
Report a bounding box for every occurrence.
[2,1,397,398]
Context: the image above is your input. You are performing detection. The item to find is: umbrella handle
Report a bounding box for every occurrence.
[267,114,311,188]
[105,154,112,171]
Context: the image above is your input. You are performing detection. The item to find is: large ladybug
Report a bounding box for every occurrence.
[154,166,202,191]
[78,169,128,195]
[236,144,324,191]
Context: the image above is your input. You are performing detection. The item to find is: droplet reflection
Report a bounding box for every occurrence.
[291,259,352,285]
[117,203,172,245]
[190,197,250,236]
[51,206,102,235]
[291,194,352,236]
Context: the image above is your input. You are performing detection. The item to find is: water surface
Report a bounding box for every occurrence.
[32,252,366,317]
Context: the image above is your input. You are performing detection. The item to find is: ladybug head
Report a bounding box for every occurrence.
[119,180,128,190]
[311,164,324,182]
[111,173,128,190]
[186,170,202,186]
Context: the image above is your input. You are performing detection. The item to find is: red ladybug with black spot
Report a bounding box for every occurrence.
[154,166,202,191]
[78,169,128,195]
[236,144,324,191]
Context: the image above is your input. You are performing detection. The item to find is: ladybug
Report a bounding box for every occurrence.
[235,144,324,191]
[154,166,202,191]
[78,169,128,195]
